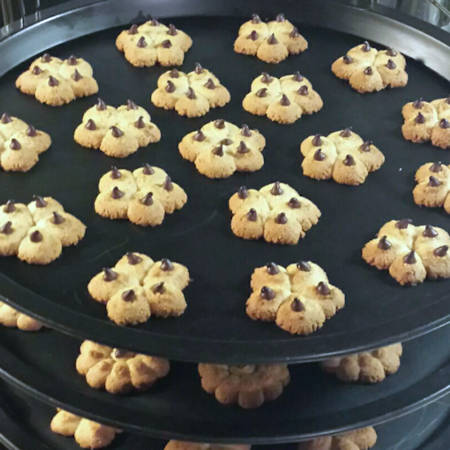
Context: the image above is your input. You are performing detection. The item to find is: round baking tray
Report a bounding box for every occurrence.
[0,325,448,444]
[0,0,449,364]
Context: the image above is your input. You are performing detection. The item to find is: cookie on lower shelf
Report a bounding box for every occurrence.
[0,113,51,172]
[401,97,450,149]
[16,53,98,106]
[246,261,345,335]
[198,363,290,409]
[300,129,385,185]
[321,343,403,383]
[178,120,266,178]
[331,41,407,93]
[362,219,450,285]
[166,442,251,449]
[50,409,120,449]
[76,340,169,394]
[0,301,43,331]
[74,99,161,158]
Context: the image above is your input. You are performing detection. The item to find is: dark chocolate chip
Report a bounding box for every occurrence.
[413,98,423,109]
[291,297,305,312]
[212,145,224,156]
[267,33,278,45]
[143,163,154,175]
[275,212,288,224]
[169,69,179,78]
[238,186,248,199]
[362,41,371,52]
[430,162,442,173]
[314,149,326,161]
[3,200,15,213]
[161,39,172,48]
[167,24,177,35]
[247,208,257,221]
[266,262,279,275]
[194,63,204,74]
[297,261,311,271]
[241,124,251,137]
[163,176,173,191]
[256,88,267,97]
[260,286,275,300]
[128,24,138,34]
[110,126,124,138]
[237,141,249,153]
[127,252,142,265]
[0,222,13,235]
[360,140,372,152]
[261,72,272,83]
[30,230,43,243]
[135,116,145,129]
[316,281,330,295]
[41,53,51,62]
[423,225,438,238]
[103,268,118,281]
[122,289,136,302]
[10,138,21,150]
[152,282,165,293]
[137,36,147,48]
[343,54,353,64]
[186,87,196,99]
[33,195,47,208]
[222,138,233,146]
[85,119,96,130]
[71,69,82,81]
[280,94,290,106]
[1,112,11,123]
[312,134,322,146]
[439,118,449,129]
[396,218,412,229]
[403,250,416,264]
[288,197,301,208]
[271,181,283,195]
[111,187,124,199]
[150,18,159,26]
[434,245,448,257]
[378,235,391,250]
[194,130,205,141]
[343,154,355,166]
[141,192,154,206]
[415,112,425,124]
[214,119,225,129]
[26,125,36,138]
[127,99,138,110]
[364,66,373,75]
[297,85,308,96]
[276,13,285,22]
[387,48,397,56]
[96,98,107,110]
[293,71,303,82]
[165,80,176,93]
[251,13,261,23]
[31,65,43,76]
[248,30,258,40]
[48,76,59,86]
[161,258,174,271]
[340,127,352,137]
[51,212,65,224]
[67,55,77,65]
[110,166,121,179]
[428,176,441,187]
[290,27,300,38]
[386,59,396,70]
[204,78,216,89]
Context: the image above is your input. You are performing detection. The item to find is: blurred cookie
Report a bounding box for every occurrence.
[298,427,377,450]
[0,301,43,331]
[165,443,250,450]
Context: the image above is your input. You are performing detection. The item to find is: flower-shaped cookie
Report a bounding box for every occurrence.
[401,97,450,149]
[16,53,98,106]
[151,64,231,118]
[94,165,187,226]
[74,99,161,158]
[228,182,321,245]
[362,220,450,285]
[166,442,250,450]
[413,162,450,213]
[178,120,266,178]
[0,196,86,265]
[0,113,51,172]
[246,261,345,335]
[321,343,402,384]
[331,42,407,93]
[116,19,192,67]
[198,363,290,409]
[51,409,120,449]
[242,72,323,124]
[87,252,190,326]
[76,340,169,394]
[300,129,385,185]
[234,13,308,63]
[0,301,43,331]
[298,427,377,450]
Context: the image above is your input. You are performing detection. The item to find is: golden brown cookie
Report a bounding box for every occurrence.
[401,97,450,149]
[198,363,290,409]
[151,65,230,118]
[242,72,322,124]
[331,42,407,93]
[298,427,377,450]
[229,182,321,245]
[165,442,250,450]
[87,252,190,326]
[300,129,385,185]
[362,219,450,285]
[0,301,43,331]
[16,54,98,106]
[234,14,307,63]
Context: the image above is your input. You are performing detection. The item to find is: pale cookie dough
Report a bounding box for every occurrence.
[94,165,187,226]
[228,182,321,245]
[116,19,192,67]
[321,343,402,383]
[413,162,450,213]
[0,113,51,172]
[76,340,169,394]
[401,97,450,149]
[246,261,345,335]
[298,427,377,450]
[362,219,450,285]
[242,72,322,124]
[50,409,120,449]
[198,363,290,409]
[151,64,231,117]
[0,300,43,331]
[16,53,98,106]
[0,196,86,265]
[234,13,308,63]
[166,442,250,450]
[178,120,266,178]
[87,252,190,326]
[300,129,385,185]
[74,99,161,158]
[331,42,407,93]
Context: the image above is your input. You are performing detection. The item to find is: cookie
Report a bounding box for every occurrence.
[331,42,407,93]
[0,196,86,265]
[300,129,385,185]
[178,120,266,178]
[16,54,98,106]
[94,165,187,225]
[165,443,250,450]
[229,182,321,245]
[151,64,230,117]
[242,72,322,124]
[234,13,307,63]
[246,261,345,335]
[321,343,402,383]
[362,219,450,285]
[298,427,377,450]
[0,301,43,331]
[413,162,450,213]
[74,99,161,158]
[116,19,192,67]
[76,340,169,394]
[87,252,190,326]
[50,409,120,449]
[198,363,290,409]
[0,113,51,172]
[401,97,450,149]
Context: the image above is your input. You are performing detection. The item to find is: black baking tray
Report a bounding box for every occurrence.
[0,0,449,364]
[0,325,448,443]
